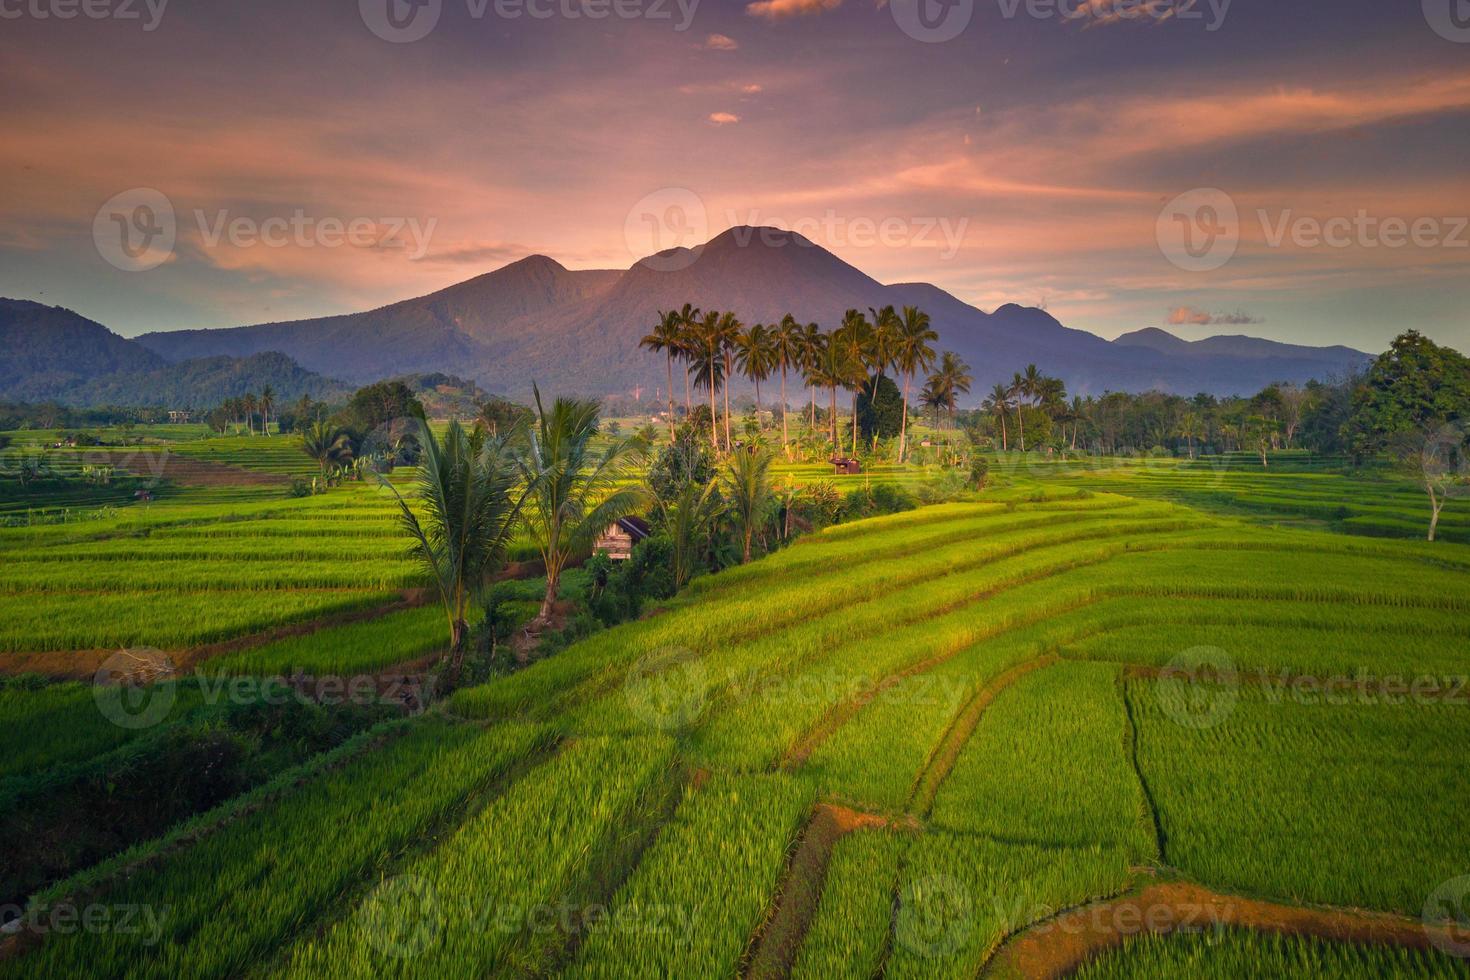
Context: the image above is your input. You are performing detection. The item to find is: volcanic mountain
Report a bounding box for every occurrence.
[115,228,1368,402]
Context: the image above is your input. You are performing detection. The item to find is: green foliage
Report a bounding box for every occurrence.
[1349,330,1470,455]
[856,373,904,442]
[840,482,916,521]
[337,380,426,439]
[646,421,714,508]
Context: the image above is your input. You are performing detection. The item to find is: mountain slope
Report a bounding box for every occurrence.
[0,301,343,406]
[51,227,1372,404]
[136,255,621,381]
[1,300,167,398]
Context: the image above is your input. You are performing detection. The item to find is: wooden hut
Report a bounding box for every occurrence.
[831,457,862,475]
[594,516,650,561]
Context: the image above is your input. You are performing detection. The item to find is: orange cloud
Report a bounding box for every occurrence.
[708,112,742,125]
[704,33,739,49]
[746,0,842,18]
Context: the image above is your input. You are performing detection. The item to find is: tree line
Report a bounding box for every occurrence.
[639,305,972,460]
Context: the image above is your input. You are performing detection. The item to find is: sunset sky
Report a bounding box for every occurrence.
[2,0,1467,352]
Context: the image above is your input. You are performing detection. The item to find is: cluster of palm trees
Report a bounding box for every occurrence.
[640,305,972,461]
[381,387,646,679]
[220,387,276,436]
[980,365,1068,452]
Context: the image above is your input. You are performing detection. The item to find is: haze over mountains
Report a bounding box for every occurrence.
[5,228,1371,407]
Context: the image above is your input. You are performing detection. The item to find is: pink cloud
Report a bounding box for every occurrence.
[708,112,742,125]
[704,33,739,50]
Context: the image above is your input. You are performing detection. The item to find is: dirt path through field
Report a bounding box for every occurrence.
[983,879,1461,978]
[907,655,1059,817]
[742,803,910,980]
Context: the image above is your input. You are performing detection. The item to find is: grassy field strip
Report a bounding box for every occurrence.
[1068,620,1470,678]
[275,735,679,979]
[688,496,1144,596]
[563,520,1209,751]
[0,589,398,656]
[1069,924,1470,979]
[1128,679,1470,916]
[6,719,553,980]
[882,833,1134,980]
[0,559,422,594]
[201,604,448,676]
[563,772,816,979]
[446,509,1206,723]
[788,828,908,980]
[927,663,1157,862]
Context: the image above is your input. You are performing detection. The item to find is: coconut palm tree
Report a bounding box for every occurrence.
[242,392,258,436]
[735,322,778,423]
[835,310,875,454]
[928,352,972,429]
[1008,372,1028,452]
[715,311,743,451]
[983,383,1012,451]
[690,311,726,452]
[805,331,847,453]
[661,476,723,589]
[675,303,700,416]
[641,310,685,444]
[800,321,823,436]
[259,386,275,436]
[1177,409,1204,459]
[301,420,353,476]
[772,314,804,454]
[517,387,648,625]
[893,306,938,462]
[379,418,526,679]
[723,446,775,563]
[920,378,946,429]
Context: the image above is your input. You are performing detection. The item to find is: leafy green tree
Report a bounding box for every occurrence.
[1348,331,1470,458]
[856,374,904,445]
[380,419,527,678]
[518,388,648,624]
[341,381,426,438]
[647,422,715,508]
[662,477,724,588]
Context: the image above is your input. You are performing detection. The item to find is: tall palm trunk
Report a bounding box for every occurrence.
[850,388,859,457]
[707,371,719,453]
[722,351,734,451]
[899,372,912,462]
[779,364,789,457]
[999,412,1008,451]
[664,352,676,443]
[684,368,692,416]
[1016,406,1025,452]
[828,385,838,451]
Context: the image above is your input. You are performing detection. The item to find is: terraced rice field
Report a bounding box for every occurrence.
[1026,453,1470,543]
[3,442,1469,977]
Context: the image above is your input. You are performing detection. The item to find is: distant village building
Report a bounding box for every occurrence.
[168,410,193,424]
[594,516,650,561]
[832,457,862,476]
